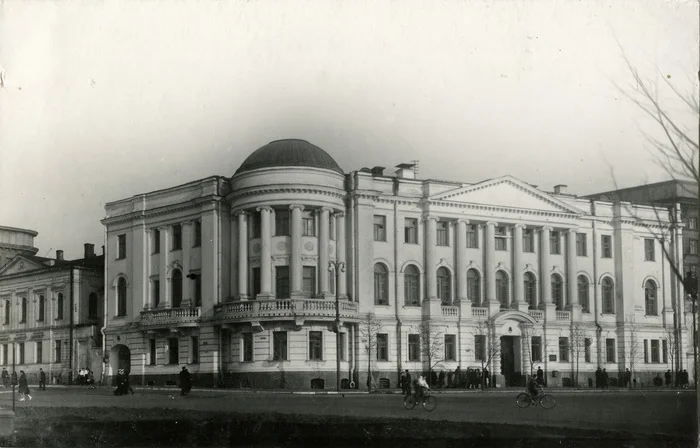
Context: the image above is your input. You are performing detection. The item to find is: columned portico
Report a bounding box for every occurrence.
[539,226,556,320]
[159,226,170,307]
[425,216,439,300]
[513,224,527,312]
[257,206,273,299]
[290,205,305,298]
[181,221,193,306]
[236,211,249,299]
[455,219,468,303]
[566,229,582,320]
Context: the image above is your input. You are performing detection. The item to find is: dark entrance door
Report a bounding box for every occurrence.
[500,336,515,386]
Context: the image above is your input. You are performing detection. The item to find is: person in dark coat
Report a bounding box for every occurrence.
[602,369,609,389]
[39,368,46,391]
[595,367,602,388]
[664,369,672,387]
[624,368,632,389]
[403,370,412,395]
[179,366,192,396]
[536,367,544,386]
[11,371,17,387]
[18,370,31,401]
[1,368,8,388]
[438,370,445,389]
[482,368,490,388]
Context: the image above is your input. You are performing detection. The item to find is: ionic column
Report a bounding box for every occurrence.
[566,229,582,320]
[159,226,169,307]
[335,212,347,299]
[513,224,527,311]
[290,205,305,298]
[484,222,497,304]
[319,207,332,298]
[539,227,552,306]
[236,211,249,299]
[425,216,439,300]
[257,206,273,298]
[455,219,469,302]
[181,221,193,306]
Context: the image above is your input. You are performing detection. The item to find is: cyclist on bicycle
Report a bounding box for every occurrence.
[527,376,540,399]
[415,375,430,399]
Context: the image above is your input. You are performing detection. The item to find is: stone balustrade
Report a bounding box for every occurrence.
[556,311,571,322]
[472,307,488,319]
[528,309,544,321]
[140,306,201,328]
[214,298,360,322]
[441,306,459,318]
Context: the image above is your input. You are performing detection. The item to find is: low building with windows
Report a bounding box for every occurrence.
[101,139,692,389]
[0,226,104,385]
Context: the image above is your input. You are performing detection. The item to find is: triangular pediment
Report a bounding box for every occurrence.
[430,176,583,214]
[0,255,50,276]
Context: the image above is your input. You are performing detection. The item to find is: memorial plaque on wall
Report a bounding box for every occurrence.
[549,354,557,362]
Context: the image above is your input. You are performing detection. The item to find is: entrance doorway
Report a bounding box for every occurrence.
[109,344,131,385]
[500,336,515,386]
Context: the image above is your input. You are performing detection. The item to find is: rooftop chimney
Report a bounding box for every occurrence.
[370,166,385,176]
[56,250,64,261]
[84,243,95,258]
[395,163,416,179]
[553,184,568,194]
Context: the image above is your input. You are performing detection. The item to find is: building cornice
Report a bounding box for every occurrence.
[228,186,345,202]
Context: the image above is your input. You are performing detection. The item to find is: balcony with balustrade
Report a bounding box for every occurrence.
[213,298,361,326]
[140,306,202,331]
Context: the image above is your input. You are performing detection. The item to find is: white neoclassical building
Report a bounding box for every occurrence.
[101,139,693,389]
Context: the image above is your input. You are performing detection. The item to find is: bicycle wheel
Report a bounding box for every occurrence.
[422,395,437,412]
[539,394,556,410]
[516,393,532,408]
[403,394,417,410]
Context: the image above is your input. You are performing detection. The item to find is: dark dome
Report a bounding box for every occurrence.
[234,139,343,175]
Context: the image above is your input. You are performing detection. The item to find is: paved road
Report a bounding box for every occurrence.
[0,387,696,438]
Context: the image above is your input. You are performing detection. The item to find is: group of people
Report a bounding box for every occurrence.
[399,369,430,398]
[113,368,134,395]
[594,367,610,388]
[0,368,33,401]
[666,369,691,388]
[77,368,96,388]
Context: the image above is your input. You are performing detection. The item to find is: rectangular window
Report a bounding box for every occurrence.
[55,340,62,363]
[558,337,569,362]
[276,266,290,299]
[36,341,42,364]
[191,336,199,364]
[374,215,387,241]
[149,339,156,365]
[38,297,45,322]
[18,343,24,365]
[273,331,288,361]
[153,229,161,254]
[404,218,418,244]
[168,338,179,364]
[584,338,591,363]
[651,339,660,363]
[408,334,420,361]
[474,335,486,361]
[662,339,668,364]
[376,333,388,361]
[194,274,202,307]
[251,213,261,239]
[242,333,253,362]
[690,239,698,255]
[252,267,261,299]
[275,210,290,236]
[153,280,160,307]
[2,344,7,365]
[644,339,649,363]
[605,338,616,363]
[550,231,561,254]
[601,235,612,258]
[444,335,456,361]
[495,227,508,251]
[522,229,535,253]
[302,267,316,296]
[3,305,8,325]
[302,212,316,237]
[644,238,655,261]
[436,221,449,246]
[576,233,587,256]
[466,224,479,249]
[689,217,697,229]
[193,221,202,247]
[531,336,542,362]
[339,332,346,361]
[309,331,323,360]
[57,297,64,320]
[172,224,182,250]
[689,264,698,277]
[117,234,126,259]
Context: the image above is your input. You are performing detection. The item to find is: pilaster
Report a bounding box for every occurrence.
[290,205,305,299]
[257,206,274,299]
[512,224,525,308]
[235,211,249,300]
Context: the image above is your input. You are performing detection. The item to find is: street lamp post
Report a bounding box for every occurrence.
[328,261,345,393]
[11,340,15,412]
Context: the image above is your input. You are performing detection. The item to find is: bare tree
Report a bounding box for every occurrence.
[470,320,500,388]
[418,320,444,386]
[358,312,381,391]
[569,322,588,388]
[624,314,643,387]
[665,326,680,386]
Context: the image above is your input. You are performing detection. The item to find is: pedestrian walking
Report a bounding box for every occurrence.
[39,368,46,391]
[404,370,412,395]
[624,368,632,389]
[536,367,544,386]
[602,368,609,389]
[664,369,672,387]
[18,371,31,402]
[438,370,445,389]
[179,366,192,396]
[595,367,602,388]
[482,368,490,388]
[400,371,406,394]
[1,368,8,388]
[11,371,17,387]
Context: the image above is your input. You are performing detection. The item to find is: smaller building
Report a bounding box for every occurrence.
[0,228,104,385]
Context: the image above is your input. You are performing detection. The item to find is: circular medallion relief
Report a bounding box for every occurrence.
[304,242,314,252]
[252,243,261,254]
[276,242,287,251]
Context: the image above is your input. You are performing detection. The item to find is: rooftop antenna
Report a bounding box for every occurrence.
[411,160,420,178]
[42,248,52,258]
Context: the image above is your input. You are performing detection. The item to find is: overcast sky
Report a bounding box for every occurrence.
[0,0,697,259]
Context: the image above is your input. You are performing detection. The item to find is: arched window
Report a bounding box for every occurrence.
[602,277,614,314]
[467,269,481,306]
[524,272,537,308]
[551,274,564,310]
[172,269,183,308]
[4,300,9,325]
[38,295,45,322]
[645,280,657,316]
[57,293,64,320]
[20,297,27,323]
[404,265,420,306]
[374,263,388,305]
[117,278,127,316]
[437,267,452,305]
[578,276,590,313]
[88,293,98,319]
[496,270,509,308]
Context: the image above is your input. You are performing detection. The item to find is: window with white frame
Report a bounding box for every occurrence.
[444,335,456,361]
[436,221,449,246]
[404,218,418,244]
[496,270,509,307]
[576,233,587,256]
[404,265,420,306]
[602,277,614,314]
[578,276,590,313]
[644,238,655,261]
[408,334,420,361]
[437,267,451,305]
[273,331,287,361]
[467,269,481,306]
[374,264,389,305]
[495,227,508,251]
[376,333,388,361]
[645,280,657,316]
[605,338,616,363]
[551,274,564,310]
[466,224,479,249]
[601,235,612,258]
[523,229,535,253]
[374,215,387,242]
[550,231,561,255]
[524,272,537,308]
[242,333,253,362]
[309,331,323,360]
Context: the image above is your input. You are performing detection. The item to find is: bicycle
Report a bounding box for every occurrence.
[516,389,556,410]
[403,391,437,412]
